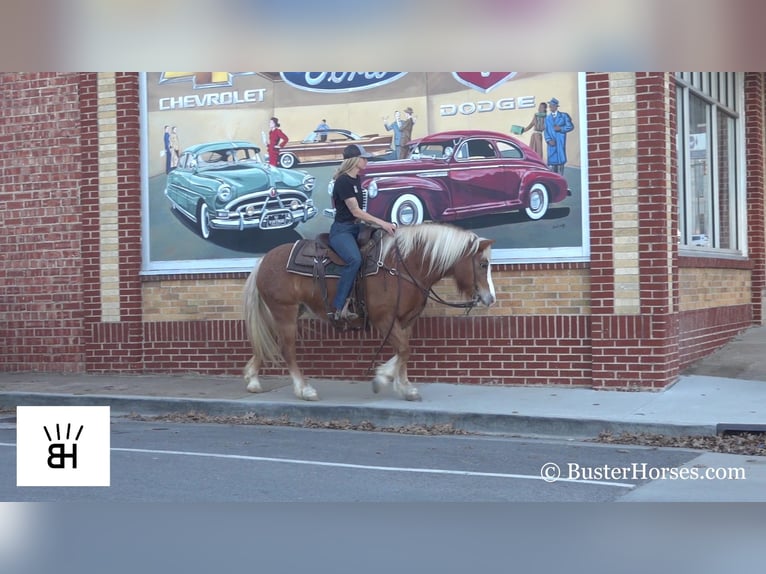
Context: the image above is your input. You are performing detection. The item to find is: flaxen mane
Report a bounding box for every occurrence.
[381,223,480,276]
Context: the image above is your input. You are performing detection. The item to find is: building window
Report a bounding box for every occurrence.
[675,72,744,254]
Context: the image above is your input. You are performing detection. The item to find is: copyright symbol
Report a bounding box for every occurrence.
[541,462,561,483]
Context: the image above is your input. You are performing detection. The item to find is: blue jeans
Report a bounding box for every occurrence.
[329,221,362,310]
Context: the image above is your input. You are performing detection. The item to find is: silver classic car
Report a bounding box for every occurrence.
[164,140,316,239]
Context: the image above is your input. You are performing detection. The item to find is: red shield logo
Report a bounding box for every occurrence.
[452,72,517,93]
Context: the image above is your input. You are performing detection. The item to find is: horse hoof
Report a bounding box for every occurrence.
[246,380,263,393]
[372,375,390,394]
[404,389,422,402]
[299,387,319,401]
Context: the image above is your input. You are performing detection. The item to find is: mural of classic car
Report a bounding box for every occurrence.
[275,128,393,168]
[326,130,571,226]
[164,140,316,239]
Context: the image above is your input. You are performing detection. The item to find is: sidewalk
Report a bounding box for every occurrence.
[2,327,766,439]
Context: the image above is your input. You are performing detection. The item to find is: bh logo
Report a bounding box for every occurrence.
[44,423,84,469]
[17,406,110,487]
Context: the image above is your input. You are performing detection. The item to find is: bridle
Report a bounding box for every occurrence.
[384,241,482,312]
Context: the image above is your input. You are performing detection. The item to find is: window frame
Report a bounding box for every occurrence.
[675,72,747,258]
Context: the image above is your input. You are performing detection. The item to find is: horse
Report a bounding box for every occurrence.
[242,222,496,401]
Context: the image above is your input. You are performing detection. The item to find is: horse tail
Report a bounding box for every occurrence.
[243,259,282,365]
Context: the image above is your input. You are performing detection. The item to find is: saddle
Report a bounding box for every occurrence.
[285,226,385,328]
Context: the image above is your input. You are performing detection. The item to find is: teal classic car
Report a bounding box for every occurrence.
[164,140,316,239]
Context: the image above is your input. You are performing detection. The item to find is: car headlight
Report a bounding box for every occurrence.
[367,180,378,198]
[303,175,316,192]
[327,180,334,196]
[217,183,232,202]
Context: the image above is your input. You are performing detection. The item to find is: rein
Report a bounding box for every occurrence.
[387,241,481,313]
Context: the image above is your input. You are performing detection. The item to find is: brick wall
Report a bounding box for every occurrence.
[0,73,88,372]
[744,73,765,324]
[142,277,248,322]
[2,72,763,390]
[679,305,752,370]
[82,314,596,384]
[680,268,751,311]
[140,266,592,322]
[84,73,145,372]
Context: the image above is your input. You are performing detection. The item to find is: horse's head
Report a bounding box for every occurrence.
[453,236,496,307]
[387,223,497,309]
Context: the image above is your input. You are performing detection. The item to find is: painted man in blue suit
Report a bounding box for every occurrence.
[383,110,403,159]
[544,97,574,175]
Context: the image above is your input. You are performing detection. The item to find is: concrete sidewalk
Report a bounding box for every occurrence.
[2,326,766,438]
[1,370,764,438]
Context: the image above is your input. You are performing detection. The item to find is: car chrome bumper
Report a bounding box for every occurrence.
[209,204,317,231]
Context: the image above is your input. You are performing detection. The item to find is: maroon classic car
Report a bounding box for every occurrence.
[331,130,570,226]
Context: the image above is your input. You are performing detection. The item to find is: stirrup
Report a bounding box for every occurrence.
[328,308,359,322]
[338,299,359,321]
[327,310,362,331]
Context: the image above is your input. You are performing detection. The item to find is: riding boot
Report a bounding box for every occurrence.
[327,299,363,331]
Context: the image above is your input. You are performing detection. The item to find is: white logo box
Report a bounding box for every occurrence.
[16,406,110,487]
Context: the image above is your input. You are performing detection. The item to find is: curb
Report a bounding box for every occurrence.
[0,392,718,438]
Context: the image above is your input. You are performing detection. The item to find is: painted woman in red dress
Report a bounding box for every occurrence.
[267,117,288,167]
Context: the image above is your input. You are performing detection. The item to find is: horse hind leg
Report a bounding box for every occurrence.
[273,305,319,401]
[244,356,264,393]
[243,265,276,394]
[287,356,318,402]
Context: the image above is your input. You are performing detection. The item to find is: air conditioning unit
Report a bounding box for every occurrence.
[689,133,707,150]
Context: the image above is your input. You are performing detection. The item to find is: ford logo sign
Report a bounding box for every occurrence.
[280,72,407,93]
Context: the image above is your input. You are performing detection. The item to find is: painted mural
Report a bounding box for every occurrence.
[141,72,588,273]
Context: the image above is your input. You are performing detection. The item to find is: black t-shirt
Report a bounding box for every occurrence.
[333,173,363,223]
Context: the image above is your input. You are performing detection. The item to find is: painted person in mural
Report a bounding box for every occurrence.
[521,101,547,159]
[267,117,289,167]
[399,107,416,160]
[169,126,181,169]
[383,110,403,159]
[328,144,397,323]
[544,97,574,174]
[316,118,330,142]
[163,125,172,174]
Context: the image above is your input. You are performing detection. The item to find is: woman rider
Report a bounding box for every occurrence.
[329,144,397,322]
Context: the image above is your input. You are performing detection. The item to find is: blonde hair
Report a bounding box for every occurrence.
[333,156,366,181]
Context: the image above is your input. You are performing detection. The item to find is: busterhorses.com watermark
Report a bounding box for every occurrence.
[540,462,747,484]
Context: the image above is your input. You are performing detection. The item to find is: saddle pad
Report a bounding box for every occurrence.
[285,237,384,278]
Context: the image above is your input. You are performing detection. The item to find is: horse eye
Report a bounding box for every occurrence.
[480,261,489,269]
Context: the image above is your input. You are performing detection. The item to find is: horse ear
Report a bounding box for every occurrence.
[478,238,495,252]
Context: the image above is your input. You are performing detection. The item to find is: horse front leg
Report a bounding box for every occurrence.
[373,356,397,393]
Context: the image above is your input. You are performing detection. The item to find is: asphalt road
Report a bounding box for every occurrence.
[3,418,764,573]
[0,418,705,502]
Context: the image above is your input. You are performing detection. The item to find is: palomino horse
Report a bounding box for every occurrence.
[243,223,496,401]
